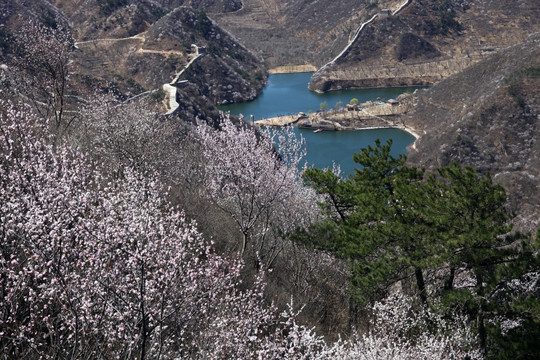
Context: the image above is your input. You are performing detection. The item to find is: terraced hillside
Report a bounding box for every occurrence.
[73,32,191,94]
[70,8,266,106]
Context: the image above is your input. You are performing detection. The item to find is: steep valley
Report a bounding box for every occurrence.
[2,0,537,270]
[0,0,538,347]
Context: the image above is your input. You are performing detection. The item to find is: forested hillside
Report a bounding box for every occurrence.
[0,0,538,359]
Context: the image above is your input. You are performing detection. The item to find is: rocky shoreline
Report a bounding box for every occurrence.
[255,95,421,139]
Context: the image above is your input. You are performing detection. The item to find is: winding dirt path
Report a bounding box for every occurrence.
[75,33,202,114]
[163,44,201,114]
[74,32,146,47]
[318,0,413,71]
[75,32,185,56]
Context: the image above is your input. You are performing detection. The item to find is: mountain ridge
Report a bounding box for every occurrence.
[309,0,539,92]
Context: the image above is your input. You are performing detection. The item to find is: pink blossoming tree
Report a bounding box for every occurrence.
[0,15,486,357]
[195,116,319,261]
[0,97,483,360]
[10,19,75,139]
[0,99,278,359]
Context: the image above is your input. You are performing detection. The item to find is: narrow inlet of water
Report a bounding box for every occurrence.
[219,72,419,175]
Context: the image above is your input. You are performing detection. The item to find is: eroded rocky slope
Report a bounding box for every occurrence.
[71,6,266,104]
[146,7,266,104]
[309,0,539,92]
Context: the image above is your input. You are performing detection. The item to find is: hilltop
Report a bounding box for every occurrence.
[50,0,241,40]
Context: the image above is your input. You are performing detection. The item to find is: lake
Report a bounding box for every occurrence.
[219,72,418,175]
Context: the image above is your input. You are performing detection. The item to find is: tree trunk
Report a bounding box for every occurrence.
[476,273,487,356]
[415,267,428,306]
[240,232,248,258]
[444,266,455,290]
[140,262,147,360]
[348,294,358,332]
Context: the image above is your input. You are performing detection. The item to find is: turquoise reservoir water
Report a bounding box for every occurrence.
[219,72,417,175]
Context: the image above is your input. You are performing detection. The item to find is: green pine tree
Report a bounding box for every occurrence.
[298,141,539,358]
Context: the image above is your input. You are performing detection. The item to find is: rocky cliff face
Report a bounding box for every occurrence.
[402,34,539,233]
[309,0,539,92]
